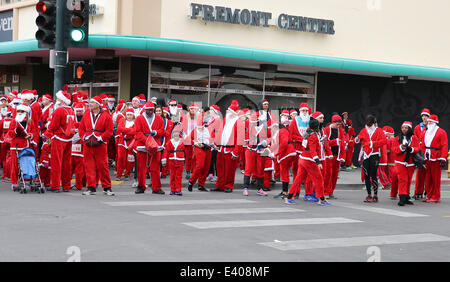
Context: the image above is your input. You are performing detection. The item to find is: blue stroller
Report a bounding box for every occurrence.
[16,148,45,194]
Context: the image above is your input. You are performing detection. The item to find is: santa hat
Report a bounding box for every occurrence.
[16,105,30,113]
[118,99,126,104]
[347,119,353,126]
[401,121,413,129]
[290,109,298,115]
[262,100,269,105]
[168,99,177,106]
[281,110,290,117]
[299,103,309,111]
[138,94,146,101]
[126,108,135,115]
[428,115,439,124]
[90,96,103,106]
[132,96,140,102]
[20,91,35,101]
[383,126,394,134]
[312,112,324,120]
[162,107,169,115]
[0,96,7,102]
[115,103,125,113]
[42,94,53,103]
[100,93,108,101]
[189,103,200,110]
[107,95,115,102]
[241,108,250,116]
[210,104,220,115]
[56,90,71,105]
[332,115,343,123]
[421,108,431,117]
[342,111,348,115]
[228,100,240,114]
[143,101,155,110]
[73,102,85,112]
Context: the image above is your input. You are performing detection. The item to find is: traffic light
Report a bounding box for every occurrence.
[35,0,57,49]
[65,0,90,48]
[66,61,94,84]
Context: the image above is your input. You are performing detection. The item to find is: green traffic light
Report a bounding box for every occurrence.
[70,29,85,42]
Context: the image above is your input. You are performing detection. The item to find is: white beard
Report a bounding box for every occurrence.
[125,120,134,128]
[54,101,62,110]
[299,113,309,123]
[16,113,26,123]
[169,106,178,116]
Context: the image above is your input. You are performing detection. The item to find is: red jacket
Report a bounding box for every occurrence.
[323,125,346,162]
[356,127,387,159]
[8,119,38,151]
[79,110,114,145]
[162,138,185,162]
[216,113,244,158]
[421,126,448,162]
[386,136,396,165]
[39,142,51,168]
[275,126,296,163]
[134,112,165,152]
[299,130,321,164]
[0,117,13,144]
[72,116,84,158]
[46,106,76,142]
[116,116,136,149]
[392,135,420,166]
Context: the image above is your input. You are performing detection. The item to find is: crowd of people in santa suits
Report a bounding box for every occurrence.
[0,88,447,206]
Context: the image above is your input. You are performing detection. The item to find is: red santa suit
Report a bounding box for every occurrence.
[78,103,114,191]
[215,101,244,192]
[322,116,346,197]
[414,108,430,196]
[0,111,13,179]
[133,102,165,192]
[421,115,448,202]
[275,123,297,193]
[391,124,420,197]
[8,108,38,186]
[181,105,199,175]
[162,134,185,193]
[161,113,174,178]
[116,110,136,179]
[71,104,87,191]
[345,119,356,167]
[189,115,213,188]
[46,94,76,192]
[39,142,51,188]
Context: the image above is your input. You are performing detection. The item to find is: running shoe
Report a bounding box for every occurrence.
[243,188,249,196]
[318,199,331,206]
[285,199,297,205]
[257,189,268,196]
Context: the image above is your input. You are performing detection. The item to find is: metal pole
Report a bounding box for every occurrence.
[53,0,67,96]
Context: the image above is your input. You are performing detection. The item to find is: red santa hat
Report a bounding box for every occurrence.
[0,96,7,102]
[115,103,125,113]
[210,104,220,115]
[126,108,135,115]
[189,103,200,110]
[168,99,177,106]
[143,101,155,110]
[281,110,290,117]
[162,107,169,115]
[421,108,431,117]
[56,90,71,105]
[118,99,126,104]
[312,112,324,120]
[342,111,348,116]
[107,95,115,102]
[90,96,103,106]
[20,90,35,101]
[241,108,250,116]
[401,121,413,129]
[290,109,298,115]
[332,115,343,123]
[299,103,309,111]
[262,100,269,105]
[17,104,31,113]
[228,100,240,114]
[132,96,140,102]
[428,115,439,124]
[383,126,394,134]
[347,119,353,126]
[73,102,85,112]
[138,94,146,101]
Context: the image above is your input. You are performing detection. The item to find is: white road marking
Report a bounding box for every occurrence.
[332,202,429,217]
[138,207,305,216]
[103,199,257,207]
[259,233,450,251]
[183,217,362,229]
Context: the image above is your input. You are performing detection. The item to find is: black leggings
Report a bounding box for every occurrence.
[208,150,218,176]
[362,155,379,195]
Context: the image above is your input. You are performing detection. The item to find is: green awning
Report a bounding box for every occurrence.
[1,34,450,80]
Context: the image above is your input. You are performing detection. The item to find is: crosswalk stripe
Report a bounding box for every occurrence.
[138,207,305,217]
[332,202,429,217]
[259,233,450,251]
[183,217,362,229]
[103,199,257,207]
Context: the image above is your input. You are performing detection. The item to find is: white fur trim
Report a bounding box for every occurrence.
[56,91,71,105]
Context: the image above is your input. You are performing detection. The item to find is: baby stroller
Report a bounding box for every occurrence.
[15,148,45,194]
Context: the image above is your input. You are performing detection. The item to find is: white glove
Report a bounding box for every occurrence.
[96,136,103,143]
[157,146,164,152]
[161,159,167,166]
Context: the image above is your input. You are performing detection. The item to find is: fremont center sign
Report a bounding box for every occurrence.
[190,3,335,35]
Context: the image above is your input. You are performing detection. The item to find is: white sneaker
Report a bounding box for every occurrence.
[104,190,115,196]
[132,180,138,188]
[82,190,96,196]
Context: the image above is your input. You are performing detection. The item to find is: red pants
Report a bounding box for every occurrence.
[425,161,442,200]
[274,160,280,179]
[378,165,391,187]
[244,149,264,179]
[161,156,169,176]
[39,167,51,187]
[279,155,295,184]
[395,164,415,196]
[50,139,72,191]
[289,158,325,198]
[414,167,427,195]
[325,156,340,196]
[71,156,86,190]
[136,151,161,191]
[190,147,212,187]
[345,142,355,167]
[216,150,239,190]
[116,146,134,178]
[3,148,11,179]
[184,145,194,172]
[239,148,246,171]
[169,160,184,192]
[10,150,20,185]
[292,154,299,180]
[84,143,111,189]
[0,142,8,169]
[390,166,398,197]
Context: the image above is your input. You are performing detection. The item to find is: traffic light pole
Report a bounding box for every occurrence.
[53,0,67,96]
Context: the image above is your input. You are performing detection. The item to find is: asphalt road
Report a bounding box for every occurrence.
[1,171,450,262]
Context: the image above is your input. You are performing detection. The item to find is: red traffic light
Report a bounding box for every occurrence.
[36,1,47,13]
